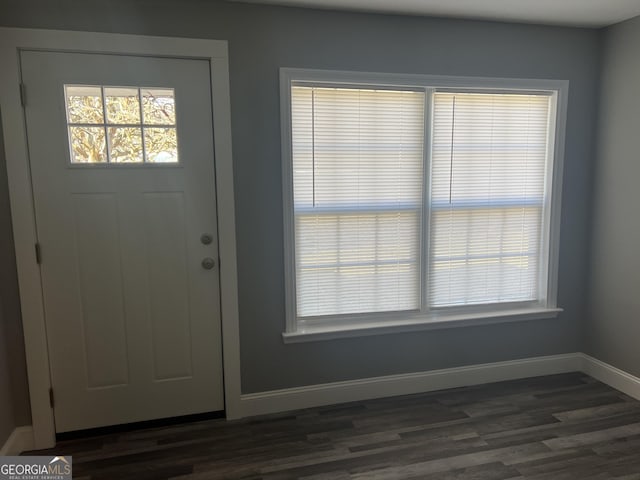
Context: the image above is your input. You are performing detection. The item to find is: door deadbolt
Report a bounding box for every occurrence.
[200,233,213,245]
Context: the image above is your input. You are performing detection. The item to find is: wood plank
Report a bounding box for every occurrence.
[21,374,640,479]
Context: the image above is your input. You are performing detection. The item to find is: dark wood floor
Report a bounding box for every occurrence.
[26,373,640,479]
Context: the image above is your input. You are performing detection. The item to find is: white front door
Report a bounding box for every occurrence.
[20,50,224,432]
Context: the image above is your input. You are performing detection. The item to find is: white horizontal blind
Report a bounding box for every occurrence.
[291,85,425,317]
[429,92,552,308]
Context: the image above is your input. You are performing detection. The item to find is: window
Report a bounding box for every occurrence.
[429,92,551,307]
[282,69,566,340]
[64,85,179,164]
[291,86,425,317]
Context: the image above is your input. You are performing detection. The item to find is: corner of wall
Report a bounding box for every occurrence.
[583,14,640,375]
[581,24,608,357]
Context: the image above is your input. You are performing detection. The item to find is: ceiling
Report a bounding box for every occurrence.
[227,0,640,27]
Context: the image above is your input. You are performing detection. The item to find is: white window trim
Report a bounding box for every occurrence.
[281,68,568,342]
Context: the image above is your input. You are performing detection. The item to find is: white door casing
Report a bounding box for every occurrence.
[0,29,241,447]
[22,51,223,432]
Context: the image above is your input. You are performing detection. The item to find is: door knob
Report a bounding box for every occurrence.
[201,257,216,270]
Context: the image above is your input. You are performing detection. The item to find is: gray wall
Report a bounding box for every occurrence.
[0,0,601,394]
[0,301,16,447]
[586,15,640,376]
[0,110,31,446]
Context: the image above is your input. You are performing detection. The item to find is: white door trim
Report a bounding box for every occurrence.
[0,27,241,449]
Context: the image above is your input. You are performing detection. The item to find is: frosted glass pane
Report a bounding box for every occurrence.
[142,89,176,125]
[144,127,178,163]
[68,126,107,163]
[105,87,140,124]
[65,86,104,124]
[108,127,143,163]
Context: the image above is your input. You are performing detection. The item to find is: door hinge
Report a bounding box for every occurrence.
[49,388,54,408]
[35,243,42,264]
[20,83,26,107]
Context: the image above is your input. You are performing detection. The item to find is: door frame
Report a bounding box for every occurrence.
[0,27,242,449]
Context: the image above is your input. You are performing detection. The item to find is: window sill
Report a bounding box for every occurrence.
[282,307,563,344]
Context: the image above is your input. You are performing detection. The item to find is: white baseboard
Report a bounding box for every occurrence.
[239,353,583,418]
[7,354,639,444]
[0,426,34,455]
[580,354,640,401]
